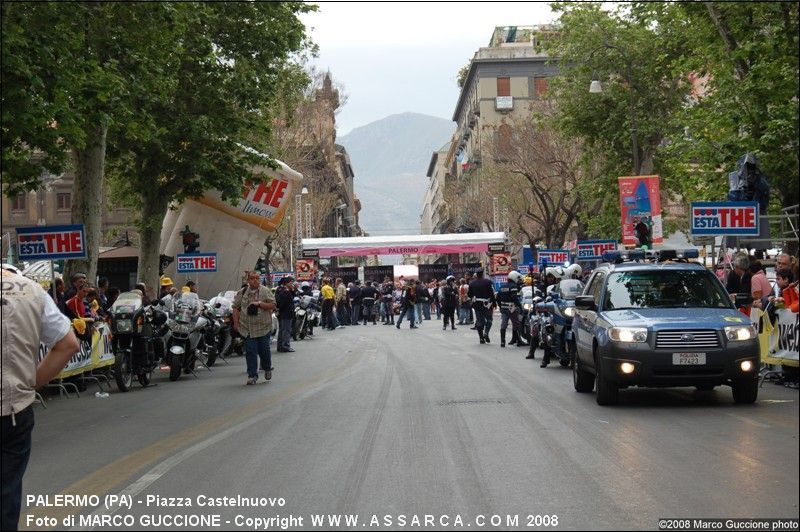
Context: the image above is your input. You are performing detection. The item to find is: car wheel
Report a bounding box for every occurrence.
[731,379,758,404]
[595,356,619,406]
[573,350,594,393]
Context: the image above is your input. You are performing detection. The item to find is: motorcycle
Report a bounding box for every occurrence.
[293,293,320,340]
[200,301,223,367]
[529,279,584,367]
[206,295,234,365]
[109,291,169,391]
[165,292,209,381]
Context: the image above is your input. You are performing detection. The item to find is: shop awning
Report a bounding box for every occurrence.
[301,232,506,258]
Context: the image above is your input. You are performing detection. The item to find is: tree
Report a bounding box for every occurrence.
[107,2,316,291]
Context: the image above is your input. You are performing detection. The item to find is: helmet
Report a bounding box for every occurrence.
[545,266,563,280]
[508,271,523,284]
[2,263,21,275]
[301,281,310,288]
[446,275,455,283]
[565,264,582,279]
[160,276,174,287]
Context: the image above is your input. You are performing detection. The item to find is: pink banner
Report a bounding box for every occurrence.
[319,243,489,258]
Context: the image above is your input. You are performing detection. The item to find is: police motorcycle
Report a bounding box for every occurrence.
[165,291,210,381]
[198,299,225,367]
[293,288,320,340]
[205,294,234,366]
[530,265,584,367]
[109,291,169,391]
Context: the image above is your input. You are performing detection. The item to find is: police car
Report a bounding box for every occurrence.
[572,249,759,405]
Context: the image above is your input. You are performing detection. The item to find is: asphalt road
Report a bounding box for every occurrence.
[19,317,800,531]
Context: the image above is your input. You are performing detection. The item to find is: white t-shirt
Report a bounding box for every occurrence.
[41,290,72,348]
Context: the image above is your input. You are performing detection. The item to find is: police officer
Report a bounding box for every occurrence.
[497,271,528,348]
[361,281,378,325]
[467,268,495,344]
[539,266,564,368]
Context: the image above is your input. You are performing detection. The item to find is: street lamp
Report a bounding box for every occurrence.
[587,43,641,176]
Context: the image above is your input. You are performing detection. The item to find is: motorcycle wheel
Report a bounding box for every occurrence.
[137,371,152,386]
[114,351,133,392]
[168,355,182,381]
[206,348,218,368]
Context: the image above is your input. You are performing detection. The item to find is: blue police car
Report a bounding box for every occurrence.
[572,250,759,405]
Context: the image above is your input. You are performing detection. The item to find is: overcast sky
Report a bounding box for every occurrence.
[300,2,557,135]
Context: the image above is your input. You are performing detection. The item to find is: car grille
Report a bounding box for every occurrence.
[656,330,720,349]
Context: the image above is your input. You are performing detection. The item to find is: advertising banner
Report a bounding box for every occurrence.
[690,201,760,236]
[262,272,294,286]
[450,263,483,279]
[326,267,358,285]
[318,243,488,258]
[16,224,87,261]
[37,322,114,379]
[295,259,317,282]
[418,264,448,283]
[538,249,570,265]
[618,175,663,247]
[364,265,395,283]
[490,253,512,275]
[176,253,218,273]
[576,240,618,261]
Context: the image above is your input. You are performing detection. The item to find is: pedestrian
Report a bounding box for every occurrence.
[335,279,349,325]
[396,279,417,329]
[468,268,495,344]
[64,272,87,301]
[232,271,277,385]
[349,280,363,325]
[1,268,80,532]
[497,271,527,348]
[320,278,337,330]
[381,276,395,325]
[416,280,431,321]
[457,278,469,325]
[159,276,174,300]
[361,281,378,325]
[275,276,296,353]
[430,279,441,319]
[441,275,459,331]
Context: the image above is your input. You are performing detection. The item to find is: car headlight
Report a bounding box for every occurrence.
[609,327,648,343]
[724,325,756,341]
[564,306,576,317]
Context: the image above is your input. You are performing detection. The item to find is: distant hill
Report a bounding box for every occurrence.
[338,113,454,237]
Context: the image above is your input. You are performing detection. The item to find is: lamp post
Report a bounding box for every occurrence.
[587,43,642,176]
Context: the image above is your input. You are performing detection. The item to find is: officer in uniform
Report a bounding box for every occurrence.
[467,268,495,344]
[497,270,528,348]
[539,266,564,368]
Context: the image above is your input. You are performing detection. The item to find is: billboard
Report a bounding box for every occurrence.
[364,265,395,283]
[326,266,358,285]
[618,175,663,247]
[418,264,448,282]
[690,202,760,236]
[576,240,618,261]
[16,224,87,261]
[490,253,512,275]
[176,253,218,273]
[295,259,317,282]
[538,249,570,265]
[450,263,483,278]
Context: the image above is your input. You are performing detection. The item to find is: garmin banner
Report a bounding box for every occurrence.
[325,267,358,285]
[364,265,395,283]
[418,264,448,283]
[449,263,482,279]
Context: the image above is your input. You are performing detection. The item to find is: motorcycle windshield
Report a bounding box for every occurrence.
[112,292,142,314]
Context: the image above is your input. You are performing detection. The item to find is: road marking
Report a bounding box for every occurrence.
[22,348,363,530]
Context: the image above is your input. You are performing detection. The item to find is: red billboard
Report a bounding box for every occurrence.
[618,175,663,248]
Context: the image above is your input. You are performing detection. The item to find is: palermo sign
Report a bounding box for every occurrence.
[690,201,760,236]
[17,224,87,261]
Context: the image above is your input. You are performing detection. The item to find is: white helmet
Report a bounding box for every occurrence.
[446,275,456,283]
[545,266,564,280]
[2,263,21,275]
[508,271,523,284]
[301,281,310,288]
[565,264,582,279]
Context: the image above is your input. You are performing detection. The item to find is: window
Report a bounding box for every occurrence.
[496,124,512,158]
[57,192,71,211]
[587,272,605,306]
[496,77,510,97]
[11,195,26,212]
[603,270,731,310]
[534,77,549,98]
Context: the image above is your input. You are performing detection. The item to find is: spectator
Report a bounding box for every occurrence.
[1,269,79,531]
[49,277,67,314]
[64,272,87,301]
[749,260,771,301]
[159,277,174,299]
[97,277,109,310]
[106,287,121,309]
[232,270,277,385]
[725,253,751,296]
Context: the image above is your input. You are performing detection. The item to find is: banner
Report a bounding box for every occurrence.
[176,253,218,273]
[450,263,482,279]
[295,259,317,282]
[690,201,760,236]
[418,264,448,282]
[576,240,618,261]
[38,322,115,379]
[318,243,488,258]
[538,249,570,265]
[490,253,512,275]
[618,175,663,247]
[326,267,358,285]
[17,224,87,261]
[364,265,395,283]
[262,271,294,286]
[771,308,799,366]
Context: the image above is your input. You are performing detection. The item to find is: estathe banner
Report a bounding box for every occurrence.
[17,224,87,261]
[538,249,570,265]
[618,175,663,247]
[690,201,760,236]
[576,240,618,261]
[176,253,218,273]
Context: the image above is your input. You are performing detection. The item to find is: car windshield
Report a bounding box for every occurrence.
[603,269,732,310]
[558,279,584,300]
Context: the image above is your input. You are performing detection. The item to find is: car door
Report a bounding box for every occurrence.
[574,271,604,362]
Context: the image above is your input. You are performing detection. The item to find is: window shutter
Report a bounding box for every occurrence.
[534,77,549,98]
[497,77,511,97]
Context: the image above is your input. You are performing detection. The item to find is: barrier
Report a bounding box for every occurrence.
[38,322,115,379]
[751,307,799,368]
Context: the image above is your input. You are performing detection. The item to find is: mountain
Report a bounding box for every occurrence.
[338,112,454,237]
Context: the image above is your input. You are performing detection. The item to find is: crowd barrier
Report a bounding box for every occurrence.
[750,307,799,369]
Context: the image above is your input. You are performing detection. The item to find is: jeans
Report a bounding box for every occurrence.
[245,334,272,378]
[351,303,361,324]
[2,406,34,532]
[337,302,349,325]
[322,299,335,329]
[396,306,416,327]
[278,318,293,350]
[458,304,468,324]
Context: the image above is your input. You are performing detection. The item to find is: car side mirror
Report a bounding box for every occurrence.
[735,293,753,307]
[575,295,596,311]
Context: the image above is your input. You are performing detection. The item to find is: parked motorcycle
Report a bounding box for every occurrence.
[109,291,169,391]
[293,293,320,340]
[200,301,223,367]
[529,279,584,366]
[165,292,209,381]
[206,295,234,366]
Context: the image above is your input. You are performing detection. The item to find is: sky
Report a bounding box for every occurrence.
[300,2,557,135]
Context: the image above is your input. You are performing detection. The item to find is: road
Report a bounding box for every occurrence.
[20,318,799,531]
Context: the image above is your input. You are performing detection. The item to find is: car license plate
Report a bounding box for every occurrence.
[673,353,706,365]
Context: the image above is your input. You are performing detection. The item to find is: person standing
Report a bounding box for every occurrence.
[457,278,469,325]
[416,280,431,322]
[441,275,459,331]
[381,277,395,325]
[232,271,277,385]
[349,280,362,326]
[497,271,527,348]
[2,269,79,531]
[396,279,417,329]
[361,281,378,325]
[431,280,441,320]
[275,276,296,353]
[335,279,349,326]
[321,278,337,330]
[468,268,495,344]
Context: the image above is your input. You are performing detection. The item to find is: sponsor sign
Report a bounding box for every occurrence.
[302,248,320,259]
[690,201,760,236]
[491,253,512,275]
[450,263,483,278]
[576,240,618,261]
[326,267,358,285]
[364,265,395,283]
[37,322,114,378]
[418,264,448,283]
[538,249,570,265]
[618,175,663,247]
[16,224,87,261]
[176,253,218,273]
[295,259,317,281]
[318,243,489,258]
[488,242,507,254]
[262,271,294,286]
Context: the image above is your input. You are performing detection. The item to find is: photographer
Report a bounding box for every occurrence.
[233,271,277,385]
